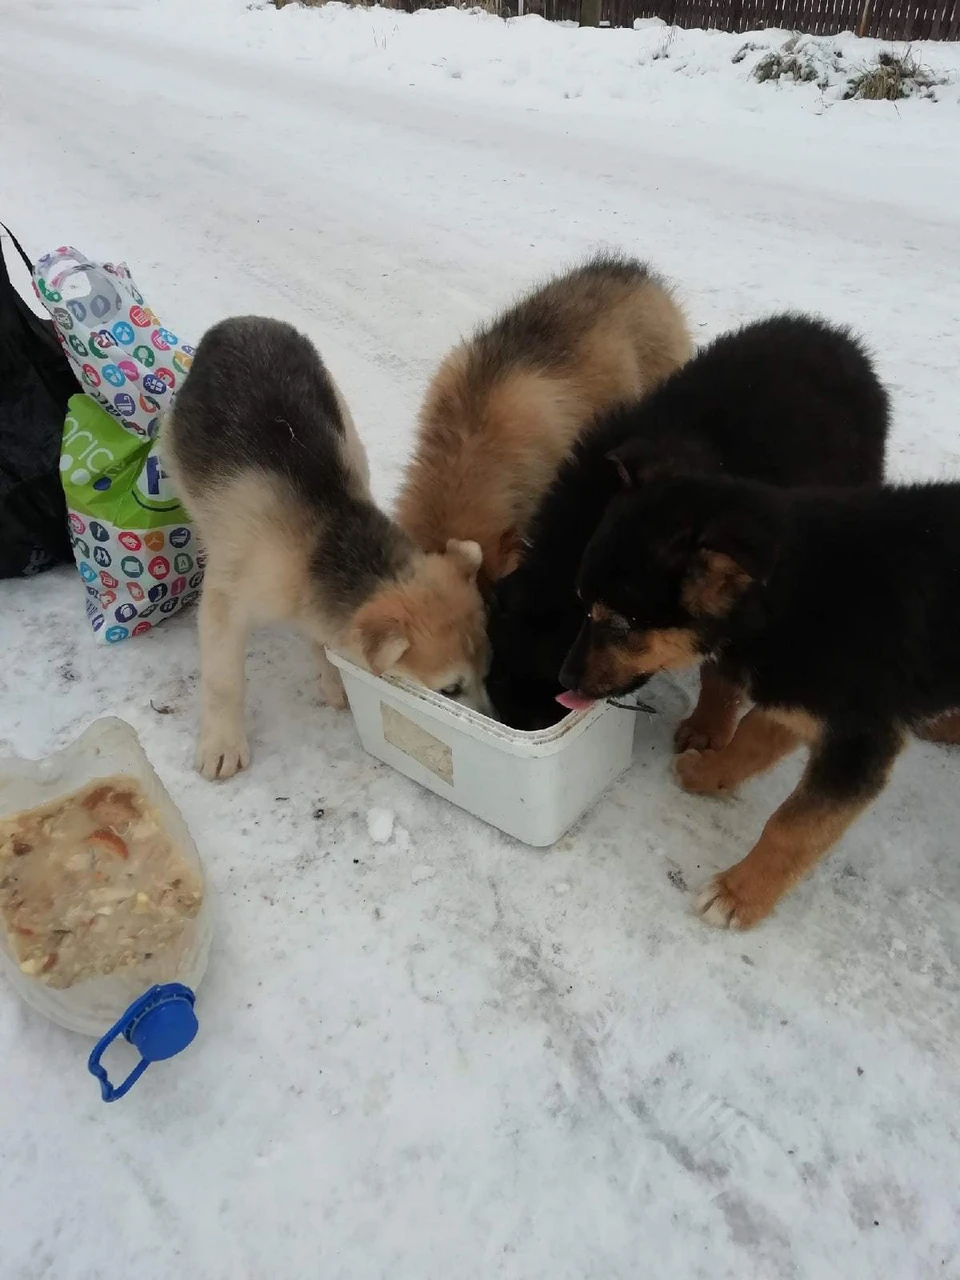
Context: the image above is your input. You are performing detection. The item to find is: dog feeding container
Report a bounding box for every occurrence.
[0,718,212,1101]
[327,653,636,846]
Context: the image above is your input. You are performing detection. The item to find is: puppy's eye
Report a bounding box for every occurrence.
[607,613,632,638]
[440,681,464,698]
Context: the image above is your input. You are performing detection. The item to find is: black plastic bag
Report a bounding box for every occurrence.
[0,224,79,578]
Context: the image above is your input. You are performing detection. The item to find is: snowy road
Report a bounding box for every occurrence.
[1,3,959,1278]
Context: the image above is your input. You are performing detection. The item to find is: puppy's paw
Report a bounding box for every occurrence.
[319,669,347,711]
[195,726,251,781]
[673,748,737,797]
[695,871,772,930]
[917,711,960,746]
[674,715,733,754]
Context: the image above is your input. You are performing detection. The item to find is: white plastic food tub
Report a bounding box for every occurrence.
[327,653,636,846]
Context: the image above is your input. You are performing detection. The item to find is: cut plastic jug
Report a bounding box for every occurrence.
[0,718,212,1100]
[327,651,636,846]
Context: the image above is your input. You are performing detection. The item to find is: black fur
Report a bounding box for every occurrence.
[167,316,411,614]
[570,473,960,797]
[487,315,890,729]
[171,316,346,491]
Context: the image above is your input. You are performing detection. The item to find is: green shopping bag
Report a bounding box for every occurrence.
[62,394,202,642]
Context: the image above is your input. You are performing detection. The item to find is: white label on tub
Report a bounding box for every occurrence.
[381,704,454,785]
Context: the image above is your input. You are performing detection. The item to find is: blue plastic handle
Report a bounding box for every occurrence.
[87,983,198,1102]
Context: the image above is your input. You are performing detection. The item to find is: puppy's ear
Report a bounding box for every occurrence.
[699,503,782,582]
[492,567,522,611]
[683,504,782,617]
[446,538,483,580]
[351,597,410,675]
[606,440,665,488]
[682,550,755,618]
[607,437,716,488]
[495,527,523,577]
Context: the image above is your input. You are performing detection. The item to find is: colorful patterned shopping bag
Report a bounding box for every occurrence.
[33,248,195,438]
[61,394,203,643]
[31,248,202,641]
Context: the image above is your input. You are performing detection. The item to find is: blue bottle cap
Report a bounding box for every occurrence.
[129,993,198,1062]
[88,983,198,1102]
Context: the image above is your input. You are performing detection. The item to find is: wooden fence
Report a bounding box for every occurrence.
[391,0,960,40]
[605,0,959,38]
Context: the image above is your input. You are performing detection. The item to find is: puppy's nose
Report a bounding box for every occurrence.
[558,657,578,691]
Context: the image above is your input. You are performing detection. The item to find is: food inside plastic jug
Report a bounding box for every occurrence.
[0,718,212,1098]
[0,776,203,989]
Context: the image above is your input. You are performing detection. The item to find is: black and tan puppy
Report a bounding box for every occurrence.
[560,473,960,928]
[487,315,889,731]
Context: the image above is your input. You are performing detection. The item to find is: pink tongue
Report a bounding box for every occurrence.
[555,690,597,712]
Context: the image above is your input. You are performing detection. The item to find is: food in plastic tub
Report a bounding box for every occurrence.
[326,652,636,847]
[0,718,212,1100]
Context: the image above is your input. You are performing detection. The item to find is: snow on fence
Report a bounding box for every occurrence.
[604,0,960,38]
[389,0,960,40]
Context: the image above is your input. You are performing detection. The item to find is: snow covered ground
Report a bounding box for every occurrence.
[2,2,960,1277]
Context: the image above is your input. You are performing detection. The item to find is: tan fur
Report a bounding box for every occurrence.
[580,612,700,697]
[916,710,960,745]
[674,706,806,797]
[187,473,322,626]
[333,382,372,492]
[680,708,902,928]
[350,550,489,692]
[158,468,336,781]
[696,792,874,930]
[396,268,691,586]
[674,663,745,754]
[639,629,701,671]
[764,706,823,744]
[682,550,754,619]
[163,423,490,782]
